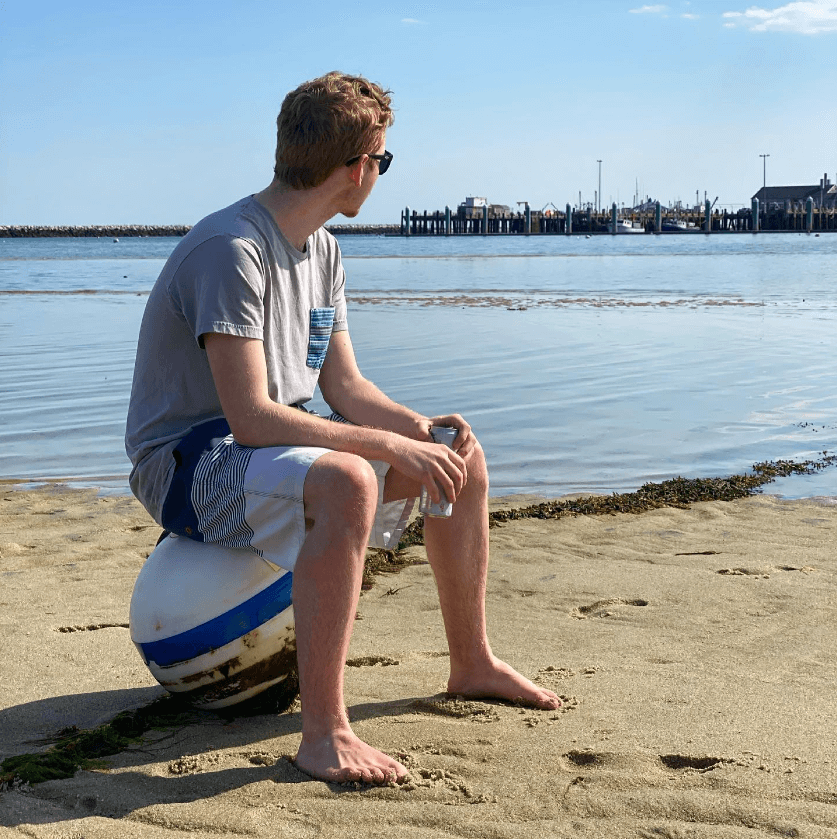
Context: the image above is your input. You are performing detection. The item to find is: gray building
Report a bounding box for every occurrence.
[753,173,836,209]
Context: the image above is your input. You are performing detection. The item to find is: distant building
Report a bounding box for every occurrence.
[753,173,836,209]
[457,197,513,217]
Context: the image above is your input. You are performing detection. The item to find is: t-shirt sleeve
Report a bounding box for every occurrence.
[331,242,349,333]
[168,235,265,347]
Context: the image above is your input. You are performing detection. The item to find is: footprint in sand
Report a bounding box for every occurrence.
[571,598,649,619]
[345,655,400,667]
[562,749,730,774]
[395,760,492,802]
[716,565,815,578]
[56,623,130,633]
[659,754,730,773]
[408,696,500,722]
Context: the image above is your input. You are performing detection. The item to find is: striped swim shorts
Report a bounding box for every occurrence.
[160,415,415,572]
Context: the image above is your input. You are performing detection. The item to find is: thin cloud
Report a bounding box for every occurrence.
[401,17,427,25]
[722,0,837,34]
[682,12,700,18]
[630,4,668,12]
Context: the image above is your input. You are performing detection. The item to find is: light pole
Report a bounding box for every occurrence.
[760,153,770,217]
[597,160,602,214]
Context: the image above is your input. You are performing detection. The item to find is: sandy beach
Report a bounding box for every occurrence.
[1,484,836,838]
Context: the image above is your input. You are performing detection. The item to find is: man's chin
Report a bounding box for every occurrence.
[339,209,360,219]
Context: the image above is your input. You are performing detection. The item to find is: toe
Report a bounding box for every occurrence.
[367,767,386,785]
[338,767,363,784]
[541,691,562,710]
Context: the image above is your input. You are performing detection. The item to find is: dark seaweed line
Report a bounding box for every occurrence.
[2,454,834,789]
[367,453,837,572]
[486,454,837,524]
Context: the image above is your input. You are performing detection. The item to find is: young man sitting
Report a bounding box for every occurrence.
[125,71,560,786]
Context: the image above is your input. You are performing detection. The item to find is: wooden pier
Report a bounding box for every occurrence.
[400,204,837,235]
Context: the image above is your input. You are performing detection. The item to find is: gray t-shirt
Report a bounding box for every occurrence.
[125,195,348,523]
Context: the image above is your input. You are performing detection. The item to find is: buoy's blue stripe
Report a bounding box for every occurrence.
[138,572,293,667]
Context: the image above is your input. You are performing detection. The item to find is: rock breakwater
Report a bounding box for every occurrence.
[325,223,399,236]
[0,225,190,238]
[1,223,399,238]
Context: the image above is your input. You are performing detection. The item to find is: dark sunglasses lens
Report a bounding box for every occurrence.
[378,153,391,175]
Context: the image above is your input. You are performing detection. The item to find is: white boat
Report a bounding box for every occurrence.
[608,219,645,234]
[661,218,699,232]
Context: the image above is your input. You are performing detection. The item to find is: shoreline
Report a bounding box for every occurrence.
[0,451,837,516]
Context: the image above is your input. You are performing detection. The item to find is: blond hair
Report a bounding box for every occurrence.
[273,72,394,189]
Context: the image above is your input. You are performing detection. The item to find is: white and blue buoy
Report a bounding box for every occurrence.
[129,534,296,709]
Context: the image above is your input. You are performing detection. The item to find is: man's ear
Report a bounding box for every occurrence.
[347,155,367,187]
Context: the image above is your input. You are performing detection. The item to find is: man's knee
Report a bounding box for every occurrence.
[304,452,379,525]
[465,441,489,496]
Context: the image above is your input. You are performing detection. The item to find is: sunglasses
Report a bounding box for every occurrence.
[345,149,393,176]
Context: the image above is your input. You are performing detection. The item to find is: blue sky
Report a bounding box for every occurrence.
[2,0,835,225]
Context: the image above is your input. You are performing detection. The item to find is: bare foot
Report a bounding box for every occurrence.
[447,656,562,710]
[294,727,409,785]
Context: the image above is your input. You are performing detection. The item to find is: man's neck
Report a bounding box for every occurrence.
[255,181,336,251]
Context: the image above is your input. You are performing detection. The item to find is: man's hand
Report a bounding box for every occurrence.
[390,434,467,506]
[427,414,476,459]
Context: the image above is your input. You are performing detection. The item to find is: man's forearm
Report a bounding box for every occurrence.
[234,399,419,462]
[322,374,429,441]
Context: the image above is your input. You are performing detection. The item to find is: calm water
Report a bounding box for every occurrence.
[1,232,836,500]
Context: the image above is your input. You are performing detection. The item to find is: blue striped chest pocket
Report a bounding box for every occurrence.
[306,307,335,369]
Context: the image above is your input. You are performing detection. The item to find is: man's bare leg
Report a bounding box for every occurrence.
[292,452,409,784]
[384,443,561,710]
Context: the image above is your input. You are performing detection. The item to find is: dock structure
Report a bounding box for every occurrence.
[401,203,837,235]
[3,203,835,240]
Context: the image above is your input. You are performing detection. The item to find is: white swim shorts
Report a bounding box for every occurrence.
[160,415,415,571]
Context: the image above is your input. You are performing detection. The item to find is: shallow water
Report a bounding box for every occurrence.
[1,233,835,499]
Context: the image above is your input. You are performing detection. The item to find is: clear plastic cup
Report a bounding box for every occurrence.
[419,425,459,518]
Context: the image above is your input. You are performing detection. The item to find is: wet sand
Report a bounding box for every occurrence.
[1,485,836,838]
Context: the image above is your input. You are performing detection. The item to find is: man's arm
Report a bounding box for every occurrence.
[203,331,467,504]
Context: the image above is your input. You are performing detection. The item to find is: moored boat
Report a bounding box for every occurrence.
[608,219,645,234]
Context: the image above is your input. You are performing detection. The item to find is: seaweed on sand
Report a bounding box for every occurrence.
[364,452,837,575]
[0,679,301,789]
[0,693,195,789]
